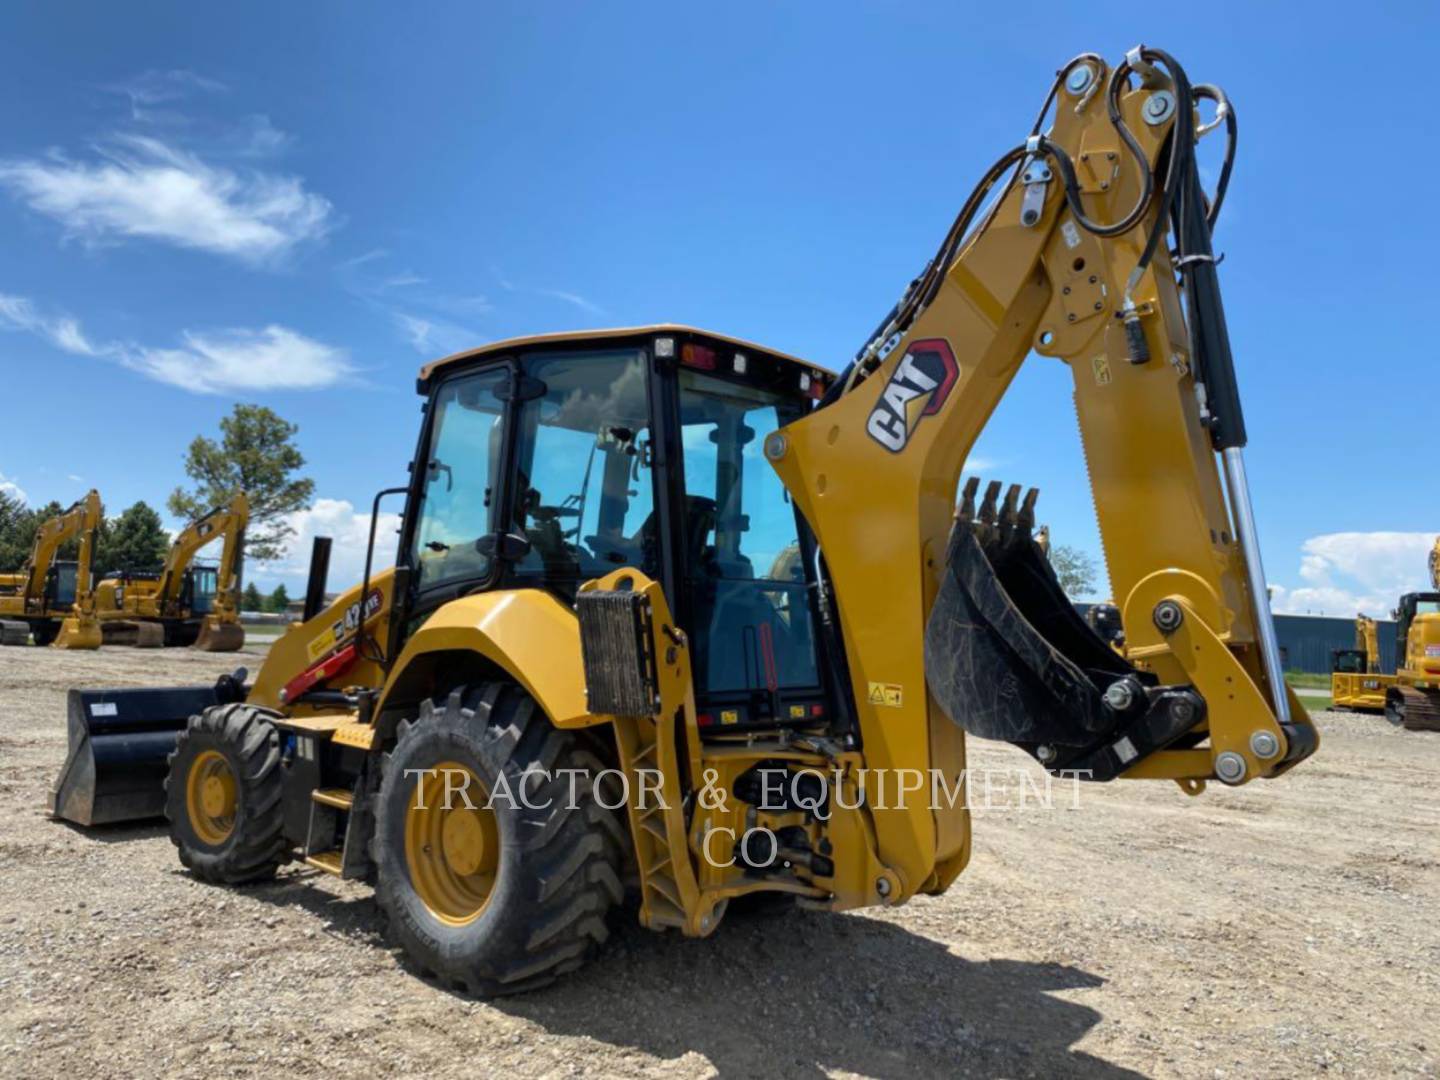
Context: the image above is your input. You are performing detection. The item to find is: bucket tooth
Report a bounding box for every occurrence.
[978,480,1001,524]
[1019,487,1039,531]
[1001,484,1021,524]
[958,476,979,522]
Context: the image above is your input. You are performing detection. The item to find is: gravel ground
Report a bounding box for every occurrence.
[1,645,1437,1078]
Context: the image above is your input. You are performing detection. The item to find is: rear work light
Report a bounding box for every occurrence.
[681,343,718,370]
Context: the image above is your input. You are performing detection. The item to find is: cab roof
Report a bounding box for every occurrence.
[416,323,830,388]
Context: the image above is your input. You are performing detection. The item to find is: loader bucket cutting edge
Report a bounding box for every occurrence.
[51,685,222,826]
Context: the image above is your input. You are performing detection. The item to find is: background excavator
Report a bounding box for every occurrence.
[95,493,248,652]
[53,47,1317,993]
[1331,614,1392,712]
[0,490,102,649]
[1385,536,1440,730]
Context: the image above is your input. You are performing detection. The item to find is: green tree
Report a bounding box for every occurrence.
[96,501,170,574]
[1049,544,1098,599]
[168,404,314,561]
[267,583,291,613]
[0,489,30,572]
[242,582,265,612]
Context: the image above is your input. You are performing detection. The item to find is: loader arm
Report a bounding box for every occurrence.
[154,493,249,618]
[767,48,1314,879]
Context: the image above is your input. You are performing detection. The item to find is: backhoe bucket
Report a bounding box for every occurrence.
[193,618,244,652]
[53,614,101,650]
[51,685,222,825]
[923,481,1203,780]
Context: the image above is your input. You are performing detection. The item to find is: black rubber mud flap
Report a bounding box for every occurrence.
[923,481,1201,779]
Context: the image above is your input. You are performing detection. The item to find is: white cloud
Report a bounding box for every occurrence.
[0,293,105,357]
[0,134,332,264]
[104,69,227,114]
[1271,531,1435,617]
[127,325,352,394]
[0,471,27,505]
[539,288,605,317]
[0,293,350,394]
[393,311,477,356]
[252,498,403,589]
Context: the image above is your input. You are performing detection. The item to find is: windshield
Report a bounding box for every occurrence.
[677,369,819,696]
[411,369,508,592]
[511,350,658,591]
[189,565,217,614]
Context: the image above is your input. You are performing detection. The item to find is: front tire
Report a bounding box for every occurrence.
[372,684,625,996]
[166,703,287,883]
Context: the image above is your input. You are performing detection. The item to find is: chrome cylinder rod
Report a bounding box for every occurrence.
[1221,445,1291,726]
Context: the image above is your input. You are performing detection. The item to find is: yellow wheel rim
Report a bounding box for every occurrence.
[186,749,237,846]
[405,760,499,925]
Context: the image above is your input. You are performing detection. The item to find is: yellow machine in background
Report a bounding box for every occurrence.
[1330,615,1393,712]
[95,493,248,651]
[0,491,103,649]
[1385,537,1440,730]
[56,48,1317,994]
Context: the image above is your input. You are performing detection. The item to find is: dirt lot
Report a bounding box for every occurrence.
[0,646,1437,1079]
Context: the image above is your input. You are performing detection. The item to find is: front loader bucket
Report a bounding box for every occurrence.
[51,685,221,825]
[923,480,1204,780]
[193,618,244,652]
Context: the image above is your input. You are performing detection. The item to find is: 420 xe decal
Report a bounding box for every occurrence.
[864,338,960,452]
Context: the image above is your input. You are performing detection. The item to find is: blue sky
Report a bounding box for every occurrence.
[0,3,1434,612]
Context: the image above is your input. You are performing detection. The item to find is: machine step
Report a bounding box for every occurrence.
[304,850,344,875]
[311,787,354,809]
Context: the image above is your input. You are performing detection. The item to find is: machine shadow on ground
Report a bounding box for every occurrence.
[192,857,1142,1079]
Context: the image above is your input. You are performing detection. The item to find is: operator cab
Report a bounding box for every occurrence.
[1331,648,1367,675]
[45,560,79,609]
[1395,593,1440,661]
[403,326,836,734]
[184,562,219,616]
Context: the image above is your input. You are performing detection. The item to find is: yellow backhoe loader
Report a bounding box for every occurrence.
[1384,536,1440,730]
[54,47,1317,992]
[1330,614,1392,712]
[0,490,103,649]
[95,493,248,651]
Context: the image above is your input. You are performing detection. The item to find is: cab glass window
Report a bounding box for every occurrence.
[677,368,819,694]
[511,350,657,592]
[411,369,507,591]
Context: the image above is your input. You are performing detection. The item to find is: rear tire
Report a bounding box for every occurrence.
[372,684,625,996]
[166,703,287,883]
